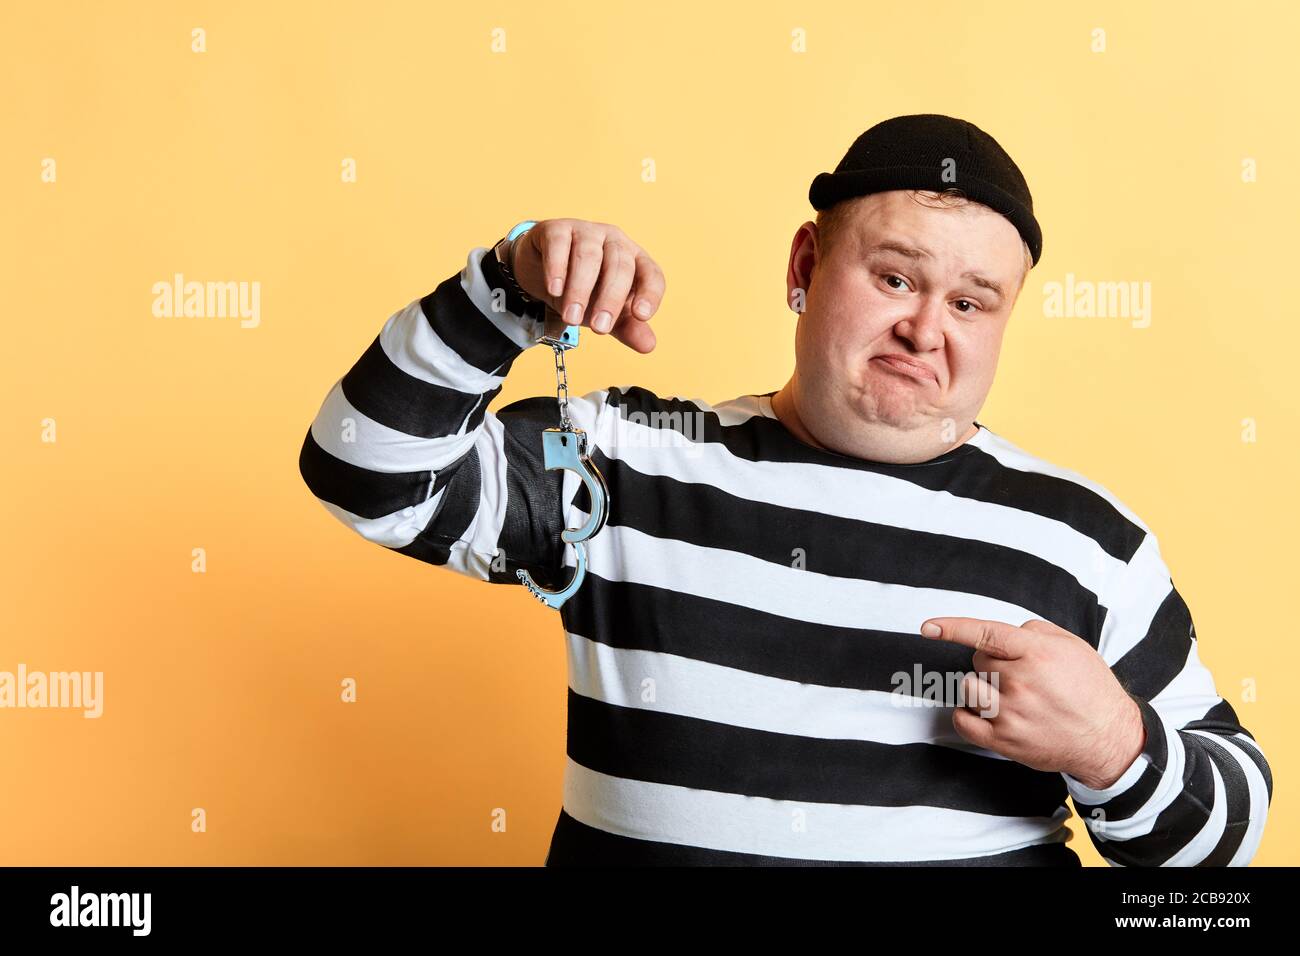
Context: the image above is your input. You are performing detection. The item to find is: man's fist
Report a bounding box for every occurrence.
[504,219,665,354]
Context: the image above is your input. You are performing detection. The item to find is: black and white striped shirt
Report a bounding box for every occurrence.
[298,244,1272,866]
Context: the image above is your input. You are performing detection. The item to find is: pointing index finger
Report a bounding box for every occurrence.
[920,617,1026,660]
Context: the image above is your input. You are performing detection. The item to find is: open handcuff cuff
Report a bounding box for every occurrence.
[493,220,609,610]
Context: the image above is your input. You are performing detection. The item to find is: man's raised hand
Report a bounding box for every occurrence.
[506,219,665,354]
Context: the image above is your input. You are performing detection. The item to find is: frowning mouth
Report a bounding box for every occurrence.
[872,354,937,384]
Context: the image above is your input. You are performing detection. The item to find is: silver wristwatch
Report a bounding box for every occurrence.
[492,219,540,306]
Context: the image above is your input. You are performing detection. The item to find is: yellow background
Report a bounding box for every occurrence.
[1,0,1293,865]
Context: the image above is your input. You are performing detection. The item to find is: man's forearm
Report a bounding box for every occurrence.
[297,244,542,549]
[1065,695,1272,866]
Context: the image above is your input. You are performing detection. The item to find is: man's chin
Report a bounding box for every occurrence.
[844,395,921,431]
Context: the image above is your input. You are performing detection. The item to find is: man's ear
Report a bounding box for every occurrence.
[787,222,818,316]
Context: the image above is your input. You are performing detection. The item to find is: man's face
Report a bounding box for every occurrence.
[785,190,1026,458]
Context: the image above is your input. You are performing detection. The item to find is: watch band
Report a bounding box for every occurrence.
[483,220,545,321]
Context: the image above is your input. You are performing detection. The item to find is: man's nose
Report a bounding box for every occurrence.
[893,295,947,351]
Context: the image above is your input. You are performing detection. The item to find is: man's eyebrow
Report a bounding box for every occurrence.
[863,240,931,261]
[961,272,1006,303]
[863,240,1006,303]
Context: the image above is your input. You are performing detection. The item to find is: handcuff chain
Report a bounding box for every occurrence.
[552,337,572,432]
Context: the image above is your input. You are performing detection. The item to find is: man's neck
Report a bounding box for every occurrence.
[769,383,977,463]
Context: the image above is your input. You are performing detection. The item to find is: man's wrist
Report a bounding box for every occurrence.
[1072,694,1148,790]
[496,219,541,302]
[481,235,545,321]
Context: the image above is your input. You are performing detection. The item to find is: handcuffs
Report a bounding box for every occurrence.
[494,221,610,610]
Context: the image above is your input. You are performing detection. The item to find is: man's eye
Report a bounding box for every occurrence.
[883,274,909,291]
[954,299,979,314]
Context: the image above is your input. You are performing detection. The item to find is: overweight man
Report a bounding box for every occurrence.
[298,113,1272,866]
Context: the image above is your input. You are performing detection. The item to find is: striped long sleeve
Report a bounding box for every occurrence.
[297,245,609,589]
[1061,530,1272,865]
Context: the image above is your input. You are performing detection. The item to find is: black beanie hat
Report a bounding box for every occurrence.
[809,113,1042,267]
